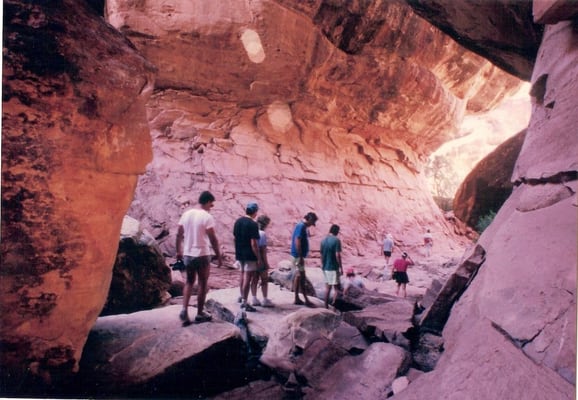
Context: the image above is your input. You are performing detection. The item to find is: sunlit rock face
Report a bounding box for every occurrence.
[108,0,521,260]
[1,0,156,392]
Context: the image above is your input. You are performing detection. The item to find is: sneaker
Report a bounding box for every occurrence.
[262,298,274,307]
[241,303,257,312]
[194,312,212,323]
[252,297,261,306]
[179,309,191,327]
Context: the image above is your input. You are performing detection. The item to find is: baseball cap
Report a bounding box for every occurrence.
[246,202,259,214]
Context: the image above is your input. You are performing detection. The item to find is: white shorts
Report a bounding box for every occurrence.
[323,270,339,285]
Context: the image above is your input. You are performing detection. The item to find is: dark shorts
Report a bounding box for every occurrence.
[183,255,211,283]
[393,271,409,284]
[383,251,392,257]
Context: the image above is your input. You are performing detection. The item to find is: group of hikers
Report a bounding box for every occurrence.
[174,190,431,326]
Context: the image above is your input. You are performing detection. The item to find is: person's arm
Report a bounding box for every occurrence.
[337,250,343,276]
[251,238,261,265]
[207,227,222,267]
[176,225,184,260]
[259,243,269,269]
[294,233,303,264]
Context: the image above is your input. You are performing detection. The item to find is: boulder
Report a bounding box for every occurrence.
[392,320,575,400]
[76,305,246,398]
[101,216,171,316]
[342,300,415,349]
[419,244,486,334]
[311,342,410,400]
[453,129,527,229]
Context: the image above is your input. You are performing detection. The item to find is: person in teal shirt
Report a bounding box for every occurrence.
[320,224,343,308]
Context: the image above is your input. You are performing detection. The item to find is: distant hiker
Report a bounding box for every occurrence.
[392,252,414,298]
[176,190,223,326]
[423,228,434,257]
[252,214,274,307]
[320,224,343,308]
[291,212,318,306]
[343,267,365,295]
[233,202,261,312]
[382,233,395,267]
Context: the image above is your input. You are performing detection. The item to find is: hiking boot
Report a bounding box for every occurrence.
[194,312,212,323]
[262,298,274,307]
[237,296,243,303]
[252,297,261,306]
[294,299,305,305]
[241,303,257,312]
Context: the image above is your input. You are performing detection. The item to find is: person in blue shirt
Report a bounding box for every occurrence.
[291,212,318,306]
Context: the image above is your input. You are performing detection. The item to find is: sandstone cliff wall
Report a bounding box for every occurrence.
[109,0,520,261]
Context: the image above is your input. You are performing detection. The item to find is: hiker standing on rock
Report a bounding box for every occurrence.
[252,214,274,307]
[176,190,223,326]
[233,202,261,312]
[392,251,414,298]
[423,228,434,257]
[291,212,318,306]
[320,224,343,308]
[382,233,395,267]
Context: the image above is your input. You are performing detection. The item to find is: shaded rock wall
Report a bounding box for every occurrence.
[108,0,521,261]
[453,128,527,228]
[1,0,156,392]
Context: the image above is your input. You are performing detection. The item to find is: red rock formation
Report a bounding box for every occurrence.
[407,0,543,80]
[453,129,527,229]
[1,0,156,392]
[106,0,520,267]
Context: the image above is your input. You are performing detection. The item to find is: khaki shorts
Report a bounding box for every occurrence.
[293,257,305,273]
[241,260,258,272]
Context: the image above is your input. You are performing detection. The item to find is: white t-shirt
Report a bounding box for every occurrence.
[178,208,215,257]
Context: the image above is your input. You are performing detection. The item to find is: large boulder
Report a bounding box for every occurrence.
[101,216,171,316]
[76,305,246,398]
[453,129,527,229]
[1,0,156,392]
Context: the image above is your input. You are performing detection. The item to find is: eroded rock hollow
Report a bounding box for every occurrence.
[1,0,576,397]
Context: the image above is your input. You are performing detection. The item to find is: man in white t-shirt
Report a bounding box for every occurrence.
[176,191,222,325]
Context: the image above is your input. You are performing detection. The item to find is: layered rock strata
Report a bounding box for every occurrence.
[107,0,521,262]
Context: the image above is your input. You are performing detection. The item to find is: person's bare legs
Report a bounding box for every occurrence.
[324,283,331,308]
[293,272,303,304]
[238,264,245,301]
[196,258,211,315]
[402,283,407,298]
[242,270,255,303]
[260,271,268,299]
[300,271,312,305]
[251,271,259,299]
[396,283,400,297]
